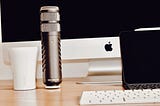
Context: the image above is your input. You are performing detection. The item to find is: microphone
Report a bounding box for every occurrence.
[40,6,62,89]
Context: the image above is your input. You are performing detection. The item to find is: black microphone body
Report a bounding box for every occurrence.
[40,6,62,88]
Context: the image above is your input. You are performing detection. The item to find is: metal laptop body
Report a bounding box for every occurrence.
[120,30,160,90]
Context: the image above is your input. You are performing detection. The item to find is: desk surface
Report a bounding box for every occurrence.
[0,75,160,106]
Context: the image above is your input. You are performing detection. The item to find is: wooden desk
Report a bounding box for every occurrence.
[0,75,160,106]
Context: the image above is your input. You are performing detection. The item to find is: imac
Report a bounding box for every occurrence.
[1,0,160,80]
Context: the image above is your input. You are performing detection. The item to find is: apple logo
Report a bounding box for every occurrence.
[104,41,113,52]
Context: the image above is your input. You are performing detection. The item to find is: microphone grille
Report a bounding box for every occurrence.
[41,23,60,32]
[40,6,60,32]
[40,6,60,22]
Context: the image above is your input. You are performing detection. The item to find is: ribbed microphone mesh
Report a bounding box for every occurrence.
[41,23,60,32]
[41,12,60,22]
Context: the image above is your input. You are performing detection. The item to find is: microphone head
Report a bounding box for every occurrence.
[40,6,60,22]
[40,6,60,32]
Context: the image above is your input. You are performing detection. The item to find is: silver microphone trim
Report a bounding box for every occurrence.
[40,6,59,12]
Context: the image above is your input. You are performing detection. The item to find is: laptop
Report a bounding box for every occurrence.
[120,30,160,90]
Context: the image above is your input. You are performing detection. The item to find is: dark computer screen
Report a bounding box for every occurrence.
[1,0,160,42]
[120,31,160,83]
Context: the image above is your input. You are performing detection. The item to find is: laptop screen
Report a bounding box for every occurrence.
[120,31,160,84]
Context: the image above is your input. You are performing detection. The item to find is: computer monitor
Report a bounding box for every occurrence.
[1,0,160,79]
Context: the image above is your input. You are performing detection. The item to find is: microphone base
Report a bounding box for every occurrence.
[45,85,60,89]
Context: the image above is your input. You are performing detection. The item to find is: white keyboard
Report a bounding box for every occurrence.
[80,89,160,105]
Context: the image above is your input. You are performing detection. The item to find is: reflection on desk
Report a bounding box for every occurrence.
[0,75,160,106]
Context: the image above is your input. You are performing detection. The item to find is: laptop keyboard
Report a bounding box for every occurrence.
[128,83,160,89]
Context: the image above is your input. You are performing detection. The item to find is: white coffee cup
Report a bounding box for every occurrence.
[9,47,38,90]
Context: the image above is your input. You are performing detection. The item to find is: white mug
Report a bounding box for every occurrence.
[9,47,38,90]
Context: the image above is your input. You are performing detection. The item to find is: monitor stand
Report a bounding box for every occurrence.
[88,58,121,76]
[76,57,122,85]
[76,75,122,85]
